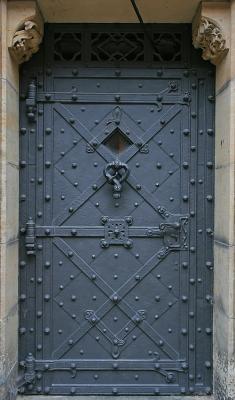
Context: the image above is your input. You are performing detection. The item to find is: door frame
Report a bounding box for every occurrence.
[0,1,234,399]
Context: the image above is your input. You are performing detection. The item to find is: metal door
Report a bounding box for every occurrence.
[19,24,214,396]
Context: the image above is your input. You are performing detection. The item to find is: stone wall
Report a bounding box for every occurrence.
[0,0,19,398]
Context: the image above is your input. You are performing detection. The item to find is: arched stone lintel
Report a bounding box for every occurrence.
[192,2,229,66]
[8,0,44,64]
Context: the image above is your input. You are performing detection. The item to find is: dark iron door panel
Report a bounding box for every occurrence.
[19,24,214,396]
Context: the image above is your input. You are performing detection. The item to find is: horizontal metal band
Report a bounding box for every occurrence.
[35,225,164,238]
[37,92,188,105]
[34,359,186,371]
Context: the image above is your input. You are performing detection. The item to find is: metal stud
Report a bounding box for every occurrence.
[111,294,119,303]
[20,161,27,168]
[189,312,195,318]
[20,261,26,268]
[207,128,214,136]
[20,127,27,135]
[206,261,213,270]
[44,261,51,268]
[20,194,26,202]
[20,294,26,301]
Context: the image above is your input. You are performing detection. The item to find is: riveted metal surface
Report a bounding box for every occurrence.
[19,24,214,396]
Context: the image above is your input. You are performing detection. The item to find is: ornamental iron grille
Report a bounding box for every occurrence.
[19,24,214,396]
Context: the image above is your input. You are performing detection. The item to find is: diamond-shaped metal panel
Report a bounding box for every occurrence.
[103,128,133,154]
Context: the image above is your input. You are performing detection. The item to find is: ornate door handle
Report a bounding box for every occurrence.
[104,160,130,199]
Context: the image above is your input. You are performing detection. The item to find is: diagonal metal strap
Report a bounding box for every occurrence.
[116,299,178,359]
[54,103,114,162]
[84,309,125,358]
[52,104,181,226]
[127,176,171,219]
[90,106,144,150]
[52,174,106,226]
[53,238,178,359]
[120,104,182,164]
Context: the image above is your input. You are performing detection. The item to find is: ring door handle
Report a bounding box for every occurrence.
[104,160,130,198]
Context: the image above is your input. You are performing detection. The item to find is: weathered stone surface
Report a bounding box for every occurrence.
[37,0,202,23]
[214,308,235,400]
[6,82,19,166]
[0,308,18,400]
[6,165,19,243]
[214,83,235,246]
[0,241,18,319]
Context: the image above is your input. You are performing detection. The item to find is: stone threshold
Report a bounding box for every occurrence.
[18,396,214,400]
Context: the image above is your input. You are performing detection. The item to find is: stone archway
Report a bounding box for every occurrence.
[0,1,234,399]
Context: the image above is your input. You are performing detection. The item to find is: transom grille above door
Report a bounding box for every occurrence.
[19,24,214,396]
[47,23,193,66]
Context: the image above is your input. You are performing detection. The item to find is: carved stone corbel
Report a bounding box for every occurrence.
[193,16,228,65]
[11,20,43,64]
[8,1,44,64]
[192,3,229,66]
